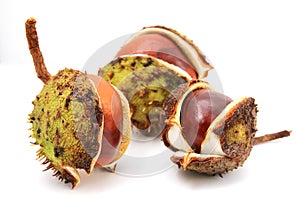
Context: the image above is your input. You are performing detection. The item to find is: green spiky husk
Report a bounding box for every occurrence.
[29,68,103,188]
[99,55,190,136]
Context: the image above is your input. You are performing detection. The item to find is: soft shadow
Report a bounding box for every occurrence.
[38,167,128,192]
[174,167,249,189]
[74,168,129,192]
[38,164,249,191]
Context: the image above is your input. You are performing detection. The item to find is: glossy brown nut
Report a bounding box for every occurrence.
[170,97,258,175]
[162,80,258,175]
[181,89,232,153]
[116,33,198,79]
[88,75,124,166]
[116,26,213,79]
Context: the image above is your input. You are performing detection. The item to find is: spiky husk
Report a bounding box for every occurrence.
[171,97,258,175]
[171,152,250,175]
[99,55,191,136]
[29,68,103,188]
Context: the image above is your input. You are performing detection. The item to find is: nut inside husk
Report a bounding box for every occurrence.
[177,97,257,175]
[162,81,259,174]
[87,76,132,170]
[99,54,192,137]
[27,18,291,183]
[26,18,132,188]
[162,80,211,152]
[29,68,103,188]
[116,26,213,79]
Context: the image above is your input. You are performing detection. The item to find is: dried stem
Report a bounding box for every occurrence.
[25,17,51,84]
[253,130,291,145]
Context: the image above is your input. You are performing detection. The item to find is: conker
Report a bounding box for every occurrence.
[99,55,192,137]
[87,75,130,167]
[26,18,131,188]
[99,25,216,137]
[162,81,258,174]
[180,89,233,153]
[26,18,291,187]
[116,26,213,79]
[162,80,290,175]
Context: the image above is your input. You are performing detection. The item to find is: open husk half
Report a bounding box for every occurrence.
[162,81,258,174]
[99,54,192,137]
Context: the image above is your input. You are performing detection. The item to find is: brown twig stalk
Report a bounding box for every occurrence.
[253,130,291,145]
[25,17,51,84]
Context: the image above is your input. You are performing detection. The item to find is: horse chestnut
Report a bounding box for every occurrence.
[99,55,192,137]
[162,81,258,174]
[116,26,213,79]
[26,18,291,187]
[99,26,214,137]
[180,89,233,153]
[26,18,131,188]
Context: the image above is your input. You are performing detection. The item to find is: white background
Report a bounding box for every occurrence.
[1,0,299,204]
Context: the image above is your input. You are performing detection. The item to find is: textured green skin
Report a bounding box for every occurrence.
[99,55,190,136]
[29,68,103,187]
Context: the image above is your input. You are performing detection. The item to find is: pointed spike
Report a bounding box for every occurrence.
[36,155,45,161]
[30,141,38,145]
[53,170,61,177]
[43,163,54,171]
[42,159,49,165]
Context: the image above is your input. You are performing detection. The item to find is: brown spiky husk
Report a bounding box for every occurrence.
[171,97,258,175]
